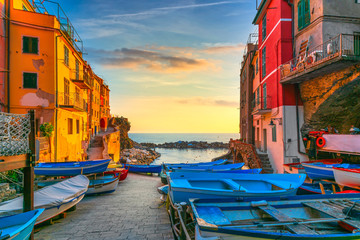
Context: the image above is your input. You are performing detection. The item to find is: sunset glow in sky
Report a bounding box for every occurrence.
[60,0,256,133]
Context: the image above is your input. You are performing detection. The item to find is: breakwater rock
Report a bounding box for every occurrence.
[141,141,228,149]
[120,147,161,165]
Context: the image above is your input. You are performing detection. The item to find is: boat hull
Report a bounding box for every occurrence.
[302,163,341,180]
[36,194,85,224]
[0,209,44,240]
[35,159,111,176]
[86,177,119,195]
[283,159,342,174]
[333,167,360,187]
[127,164,162,174]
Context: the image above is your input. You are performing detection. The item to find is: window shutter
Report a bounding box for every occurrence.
[262,47,266,78]
[23,37,29,53]
[262,13,267,41]
[272,125,277,142]
[304,0,310,26]
[32,38,38,54]
[263,83,267,109]
[298,1,303,30]
[23,73,37,89]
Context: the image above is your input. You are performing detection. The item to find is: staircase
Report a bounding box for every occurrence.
[258,153,274,173]
[87,135,104,160]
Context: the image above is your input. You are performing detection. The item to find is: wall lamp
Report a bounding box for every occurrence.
[269,118,282,126]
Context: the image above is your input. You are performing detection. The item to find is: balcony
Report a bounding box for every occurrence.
[280,34,360,84]
[252,96,272,115]
[70,70,91,89]
[32,1,84,54]
[58,92,88,112]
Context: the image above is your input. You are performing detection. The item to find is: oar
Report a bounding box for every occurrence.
[220,217,346,228]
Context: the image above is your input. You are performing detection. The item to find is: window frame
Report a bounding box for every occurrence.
[23,72,38,89]
[262,13,267,41]
[22,36,39,54]
[68,118,73,135]
[76,119,80,134]
[64,46,69,66]
[262,47,266,78]
[298,0,310,31]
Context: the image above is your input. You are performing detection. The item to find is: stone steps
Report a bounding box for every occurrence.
[258,153,274,173]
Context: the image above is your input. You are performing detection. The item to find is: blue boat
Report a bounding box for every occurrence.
[160,168,262,184]
[34,159,111,176]
[297,182,334,195]
[165,159,228,168]
[126,164,162,174]
[166,162,245,172]
[302,162,342,180]
[0,209,44,240]
[168,172,306,203]
[189,193,360,239]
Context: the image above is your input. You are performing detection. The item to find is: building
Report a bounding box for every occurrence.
[252,0,307,172]
[5,0,111,162]
[240,33,258,144]
[100,81,110,131]
[279,0,360,139]
[0,0,5,112]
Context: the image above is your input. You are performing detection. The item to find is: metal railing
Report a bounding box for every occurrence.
[252,96,272,112]
[58,92,87,111]
[32,0,84,54]
[70,69,91,88]
[280,34,360,80]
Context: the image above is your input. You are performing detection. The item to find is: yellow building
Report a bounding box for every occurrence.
[100,81,110,131]
[90,74,101,136]
[8,0,91,162]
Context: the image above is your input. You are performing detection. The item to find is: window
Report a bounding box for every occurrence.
[255,58,258,74]
[64,79,70,105]
[262,47,266,78]
[298,0,310,30]
[64,46,69,66]
[272,124,277,142]
[75,59,80,80]
[263,83,267,109]
[262,13,267,41]
[23,36,38,54]
[68,118,73,134]
[23,73,37,89]
[256,88,260,105]
[76,119,80,134]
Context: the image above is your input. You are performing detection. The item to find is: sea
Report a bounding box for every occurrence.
[128,133,239,165]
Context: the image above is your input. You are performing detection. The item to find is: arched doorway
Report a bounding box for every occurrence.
[100,118,106,131]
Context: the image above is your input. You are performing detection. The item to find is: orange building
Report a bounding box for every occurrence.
[100,81,110,131]
[6,0,97,162]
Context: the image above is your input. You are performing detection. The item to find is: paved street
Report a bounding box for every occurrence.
[35,173,173,240]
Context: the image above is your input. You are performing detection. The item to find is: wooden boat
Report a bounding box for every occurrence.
[165,159,228,169]
[0,175,89,225]
[283,159,342,174]
[333,164,360,188]
[168,172,306,203]
[86,176,119,195]
[297,182,334,195]
[104,168,129,181]
[126,164,162,174]
[160,168,262,185]
[34,159,111,176]
[0,209,44,240]
[166,162,245,172]
[189,193,360,239]
[302,161,342,180]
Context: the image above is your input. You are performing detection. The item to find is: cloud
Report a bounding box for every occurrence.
[202,44,245,54]
[91,47,215,73]
[175,97,238,107]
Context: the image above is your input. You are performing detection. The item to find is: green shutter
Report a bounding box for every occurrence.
[32,38,38,54]
[23,73,37,89]
[304,0,310,26]
[262,13,267,41]
[263,83,267,109]
[298,1,303,30]
[23,37,29,53]
[272,125,277,142]
[262,47,266,78]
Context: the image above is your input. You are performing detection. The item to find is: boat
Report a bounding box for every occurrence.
[160,168,262,185]
[333,164,360,188]
[0,209,44,240]
[168,172,306,203]
[189,193,360,240]
[34,159,111,176]
[104,167,129,181]
[86,176,119,195]
[164,159,228,168]
[0,175,89,225]
[126,164,162,174]
[302,161,342,180]
[283,159,342,174]
[165,162,245,172]
[297,182,334,195]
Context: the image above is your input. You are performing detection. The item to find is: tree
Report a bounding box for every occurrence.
[39,122,54,160]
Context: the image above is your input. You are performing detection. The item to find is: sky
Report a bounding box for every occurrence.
[57,0,257,133]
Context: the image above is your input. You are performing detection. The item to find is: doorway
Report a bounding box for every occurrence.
[263,129,267,152]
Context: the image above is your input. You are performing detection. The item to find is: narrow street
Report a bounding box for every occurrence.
[35,173,173,240]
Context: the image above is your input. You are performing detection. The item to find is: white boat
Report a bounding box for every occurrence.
[333,164,360,188]
[86,175,119,195]
[0,175,89,224]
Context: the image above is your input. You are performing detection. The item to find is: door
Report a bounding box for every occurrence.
[354,33,360,56]
[263,129,267,152]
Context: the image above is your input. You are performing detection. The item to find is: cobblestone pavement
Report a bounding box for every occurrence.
[35,173,174,240]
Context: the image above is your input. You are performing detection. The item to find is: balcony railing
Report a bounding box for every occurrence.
[58,92,87,112]
[252,96,272,115]
[280,34,360,83]
[32,0,84,54]
[70,70,91,89]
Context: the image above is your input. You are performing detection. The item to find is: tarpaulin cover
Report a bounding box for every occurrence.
[321,134,360,155]
[0,175,89,213]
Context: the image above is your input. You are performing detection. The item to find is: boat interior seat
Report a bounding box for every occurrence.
[222,179,245,191]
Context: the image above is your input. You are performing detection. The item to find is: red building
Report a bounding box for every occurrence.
[252,0,307,172]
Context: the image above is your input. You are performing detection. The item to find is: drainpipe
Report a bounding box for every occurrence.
[54,34,61,161]
[6,0,10,112]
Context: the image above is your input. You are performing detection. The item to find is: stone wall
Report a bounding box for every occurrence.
[0,183,17,203]
[300,63,360,134]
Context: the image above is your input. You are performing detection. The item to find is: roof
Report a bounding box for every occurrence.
[252,0,271,24]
